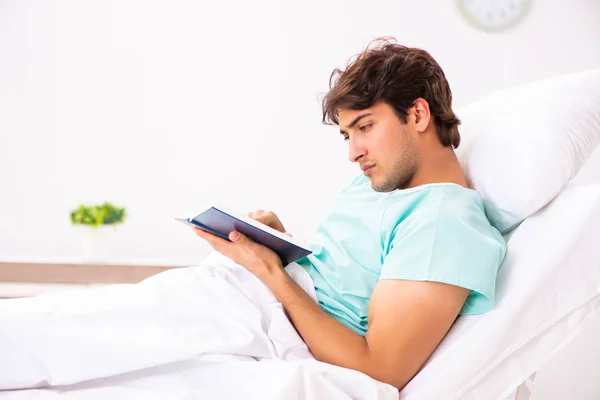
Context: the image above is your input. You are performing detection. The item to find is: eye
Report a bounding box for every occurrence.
[359,124,372,132]
[343,136,349,141]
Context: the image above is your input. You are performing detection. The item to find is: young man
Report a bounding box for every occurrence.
[195,38,506,390]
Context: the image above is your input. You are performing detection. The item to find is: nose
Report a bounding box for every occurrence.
[348,137,366,163]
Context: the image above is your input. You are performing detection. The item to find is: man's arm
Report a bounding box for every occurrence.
[267,271,469,390]
[193,227,469,390]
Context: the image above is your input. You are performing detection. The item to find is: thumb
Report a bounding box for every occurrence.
[229,231,249,244]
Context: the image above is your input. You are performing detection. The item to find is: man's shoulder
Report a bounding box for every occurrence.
[415,184,485,213]
[382,183,488,230]
[383,184,505,256]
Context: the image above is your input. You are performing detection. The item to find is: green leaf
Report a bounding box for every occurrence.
[70,202,127,226]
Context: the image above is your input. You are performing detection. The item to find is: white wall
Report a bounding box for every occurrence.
[1,0,599,265]
[1,0,600,396]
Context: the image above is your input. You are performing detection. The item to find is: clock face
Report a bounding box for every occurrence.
[457,0,532,32]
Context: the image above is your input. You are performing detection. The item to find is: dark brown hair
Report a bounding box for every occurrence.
[322,37,461,148]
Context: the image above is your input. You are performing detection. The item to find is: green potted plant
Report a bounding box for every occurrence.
[70,202,127,228]
[70,202,127,262]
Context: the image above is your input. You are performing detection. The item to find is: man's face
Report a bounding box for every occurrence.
[339,101,420,192]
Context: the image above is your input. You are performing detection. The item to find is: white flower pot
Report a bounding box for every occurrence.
[74,225,119,263]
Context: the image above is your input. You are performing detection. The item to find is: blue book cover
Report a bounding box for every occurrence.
[176,205,312,265]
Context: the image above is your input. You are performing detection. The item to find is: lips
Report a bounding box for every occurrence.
[361,164,375,172]
[361,164,375,175]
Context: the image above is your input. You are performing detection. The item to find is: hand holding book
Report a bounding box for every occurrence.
[175,205,311,265]
[193,226,288,284]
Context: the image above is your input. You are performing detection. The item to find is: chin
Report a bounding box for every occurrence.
[370,172,405,192]
[370,179,393,193]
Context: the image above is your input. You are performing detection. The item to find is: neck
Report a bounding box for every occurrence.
[404,141,468,190]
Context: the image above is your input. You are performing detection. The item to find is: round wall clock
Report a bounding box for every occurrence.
[457,0,533,32]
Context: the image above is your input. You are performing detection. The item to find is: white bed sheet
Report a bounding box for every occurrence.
[401,183,600,399]
[0,253,397,399]
[1,184,599,400]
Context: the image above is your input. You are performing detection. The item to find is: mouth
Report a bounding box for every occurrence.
[361,165,375,176]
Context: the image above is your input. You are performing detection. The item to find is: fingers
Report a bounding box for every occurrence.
[194,227,216,244]
[195,228,282,277]
[195,228,251,253]
[247,209,287,235]
[248,209,268,219]
[194,228,233,252]
[248,210,274,226]
[229,231,260,250]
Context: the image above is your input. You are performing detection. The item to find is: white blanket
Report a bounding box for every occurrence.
[0,253,398,399]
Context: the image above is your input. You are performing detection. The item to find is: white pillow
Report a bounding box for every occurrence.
[455,68,600,233]
[573,146,600,185]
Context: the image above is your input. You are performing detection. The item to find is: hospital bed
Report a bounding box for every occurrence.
[1,69,599,399]
[1,182,598,400]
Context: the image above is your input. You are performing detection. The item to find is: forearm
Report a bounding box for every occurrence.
[265,270,373,375]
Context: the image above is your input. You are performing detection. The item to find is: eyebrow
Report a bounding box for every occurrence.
[339,113,372,135]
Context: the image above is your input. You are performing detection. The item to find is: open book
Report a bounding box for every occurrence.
[176,205,312,265]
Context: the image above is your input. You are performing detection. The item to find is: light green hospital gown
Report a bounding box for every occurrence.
[296,174,507,336]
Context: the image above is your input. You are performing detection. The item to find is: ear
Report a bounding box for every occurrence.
[412,98,431,133]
